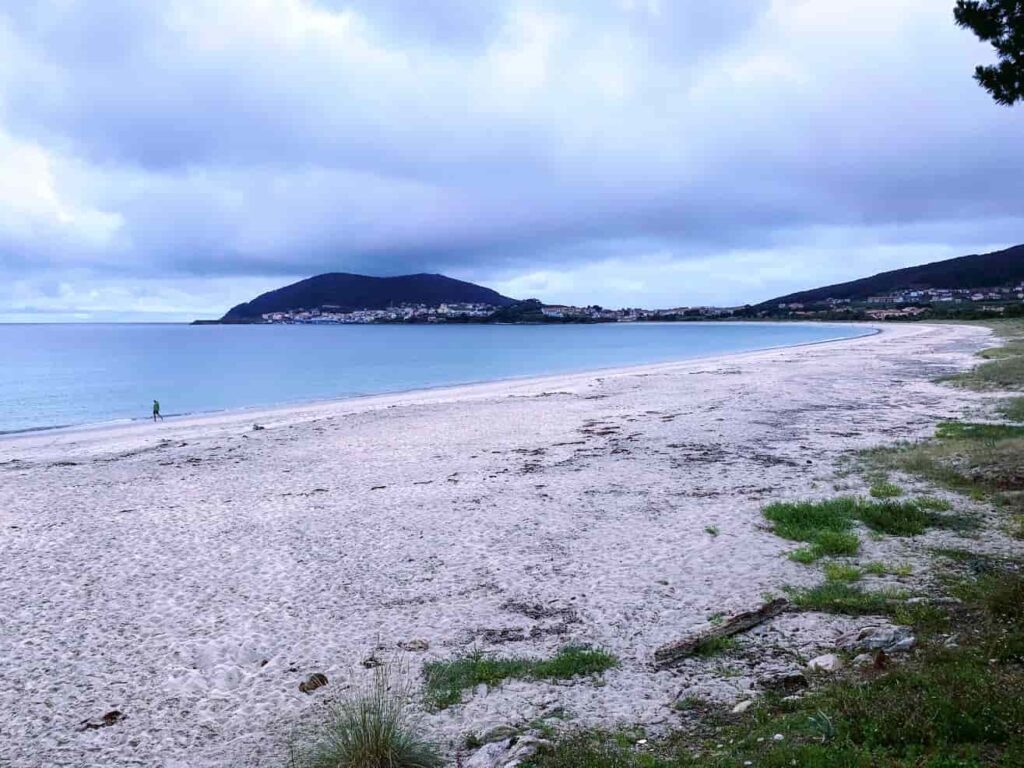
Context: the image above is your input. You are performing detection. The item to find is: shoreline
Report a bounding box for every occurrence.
[0,321,995,768]
[0,322,878,448]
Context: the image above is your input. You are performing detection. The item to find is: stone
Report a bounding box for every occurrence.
[906,596,961,606]
[731,700,754,714]
[807,654,842,672]
[852,653,874,667]
[298,673,328,694]
[481,725,520,744]
[836,625,915,654]
[465,739,514,768]
[464,736,551,768]
[759,670,807,693]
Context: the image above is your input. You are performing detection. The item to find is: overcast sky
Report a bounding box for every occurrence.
[1,0,1021,321]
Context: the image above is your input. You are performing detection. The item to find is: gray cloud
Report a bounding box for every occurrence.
[0,0,1021,319]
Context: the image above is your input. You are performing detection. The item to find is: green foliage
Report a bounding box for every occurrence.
[869,481,904,499]
[763,498,859,541]
[954,0,1024,106]
[862,435,1024,516]
[936,421,1024,440]
[823,562,862,583]
[423,645,617,710]
[811,530,861,556]
[943,344,1024,390]
[996,397,1024,422]
[788,547,820,565]
[765,497,968,558]
[863,561,914,577]
[784,583,904,615]
[691,636,737,658]
[292,664,442,768]
[703,525,719,537]
[914,496,953,512]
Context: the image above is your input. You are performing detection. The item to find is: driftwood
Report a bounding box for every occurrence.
[653,598,790,668]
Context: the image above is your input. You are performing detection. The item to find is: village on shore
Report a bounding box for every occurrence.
[258,281,1024,326]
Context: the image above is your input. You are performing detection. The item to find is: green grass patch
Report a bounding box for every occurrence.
[703,525,719,537]
[765,497,969,551]
[822,562,862,582]
[784,583,904,615]
[869,481,904,498]
[691,636,738,658]
[914,495,953,512]
[936,421,1024,440]
[996,397,1024,422]
[810,530,861,556]
[863,561,914,577]
[423,645,617,710]
[942,335,1024,391]
[1006,515,1024,540]
[862,438,1024,516]
[763,498,858,541]
[787,547,819,565]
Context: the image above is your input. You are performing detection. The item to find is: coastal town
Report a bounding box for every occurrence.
[257,302,740,324]
[258,283,1024,325]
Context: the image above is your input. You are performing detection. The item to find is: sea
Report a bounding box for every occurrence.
[0,322,872,435]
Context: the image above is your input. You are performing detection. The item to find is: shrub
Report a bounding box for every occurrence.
[292,664,442,768]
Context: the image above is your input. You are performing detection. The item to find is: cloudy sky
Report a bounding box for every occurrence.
[0,0,1021,321]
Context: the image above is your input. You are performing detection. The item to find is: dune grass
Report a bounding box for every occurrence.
[291,664,442,768]
[423,645,617,710]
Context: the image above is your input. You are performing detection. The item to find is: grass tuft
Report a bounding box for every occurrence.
[423,645,617,710]
[869,481,904,499]
[691,636,737,658]
[291,664,442,768]
[935,421,1024,440]
[822,562,862,583]
[863,561,913,578]
[784,583,905,615]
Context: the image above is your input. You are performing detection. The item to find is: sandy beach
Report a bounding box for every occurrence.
[0,322,995,768]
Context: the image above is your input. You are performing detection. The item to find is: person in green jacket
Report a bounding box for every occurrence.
[152,400,163,422]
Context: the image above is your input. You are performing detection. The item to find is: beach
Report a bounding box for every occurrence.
[0,322,995,768]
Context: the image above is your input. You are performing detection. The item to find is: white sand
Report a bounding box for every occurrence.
[0,323,993,767]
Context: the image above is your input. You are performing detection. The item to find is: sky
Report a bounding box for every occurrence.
[0,0,1021,321]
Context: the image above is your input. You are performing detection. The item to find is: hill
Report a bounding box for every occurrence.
[761,243,1024,307]
[218,273,517,322]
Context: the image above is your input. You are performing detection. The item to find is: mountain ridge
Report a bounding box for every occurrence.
[759,243,1024,307]
[218,272,517,322]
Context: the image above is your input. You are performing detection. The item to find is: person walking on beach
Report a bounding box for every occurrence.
[152,399,163,422]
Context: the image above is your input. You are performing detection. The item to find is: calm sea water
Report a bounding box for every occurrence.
[0,322,870,434]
